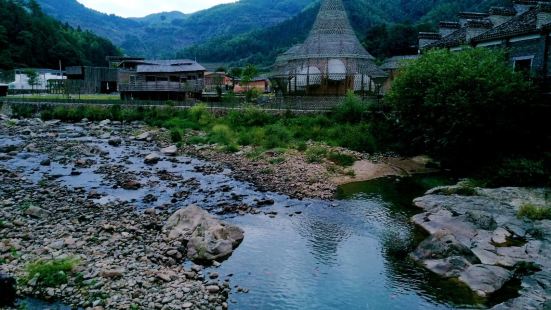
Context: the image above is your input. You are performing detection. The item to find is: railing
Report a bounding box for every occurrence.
[119,80,204,93]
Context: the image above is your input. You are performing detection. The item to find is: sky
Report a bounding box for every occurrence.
[77,0,237,18]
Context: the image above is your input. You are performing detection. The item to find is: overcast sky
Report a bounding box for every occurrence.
[77,0,237,17]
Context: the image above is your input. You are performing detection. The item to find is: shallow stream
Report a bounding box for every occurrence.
[1,123,508,309]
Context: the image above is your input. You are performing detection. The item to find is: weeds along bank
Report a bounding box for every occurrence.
[5,95,381,155]
[3,87,549,189]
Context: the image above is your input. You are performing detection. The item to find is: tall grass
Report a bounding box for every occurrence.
[12,98,380,155]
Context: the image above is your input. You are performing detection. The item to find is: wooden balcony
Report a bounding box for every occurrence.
[119,80,204,93]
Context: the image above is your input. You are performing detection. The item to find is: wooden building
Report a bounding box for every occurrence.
[65,66,118,94]
[118,59,206,101]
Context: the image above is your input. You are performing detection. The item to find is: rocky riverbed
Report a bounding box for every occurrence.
[411,183,551,309]
[0,117,258,309]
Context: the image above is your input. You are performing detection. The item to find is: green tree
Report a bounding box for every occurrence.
[23,69,39,92]
[383,48,536,168]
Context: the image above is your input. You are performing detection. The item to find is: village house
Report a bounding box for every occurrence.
[233,76,271,94]
[118,59,206,101]
[419,0,551,91]
[64,66,118,94]
[203,71,232,93]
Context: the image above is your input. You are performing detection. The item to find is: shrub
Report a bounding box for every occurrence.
[170,129,183,143]
[263,124,292,149]
[189,103,212,126]
[295,141,308,152]
[517,204,551,221]
[305,145,327,163]
[209,124,235,146]
[327,152,356,167]
[26,258,79,287]
[490,157,548,187]
[227,106,272,127]
[187,136,208,145]
[333,90,366,123]
[384,48,536,167]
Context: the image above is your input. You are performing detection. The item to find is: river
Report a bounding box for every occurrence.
[1,122,508,309]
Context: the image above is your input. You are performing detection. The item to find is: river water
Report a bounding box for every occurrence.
[2,123,498,309]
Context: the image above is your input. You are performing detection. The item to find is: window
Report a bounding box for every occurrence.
[145,76,155,82]
[513,56,533,77]
[157,76,168,82]
[169,76,179,82]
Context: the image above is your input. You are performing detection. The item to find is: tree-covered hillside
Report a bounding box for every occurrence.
[180,0,510,67]
[0,0,120,70]
[35,0,312,58]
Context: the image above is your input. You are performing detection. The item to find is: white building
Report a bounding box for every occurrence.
[8,69,65,91]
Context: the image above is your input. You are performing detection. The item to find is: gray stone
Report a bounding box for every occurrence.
[459,265,512,297]
[25,206,51,218]
[144,153,160,165]
[108,137,122,147]
[161,145,178,156]
[164,205,244,263]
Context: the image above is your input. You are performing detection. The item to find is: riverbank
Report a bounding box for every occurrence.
[0,118,235,309]
[411,183,551,309]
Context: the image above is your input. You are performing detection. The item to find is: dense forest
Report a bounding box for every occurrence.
[0,0,120,70]
[179,0,510,67]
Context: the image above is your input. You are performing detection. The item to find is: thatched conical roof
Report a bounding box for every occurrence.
[274,0,386,79]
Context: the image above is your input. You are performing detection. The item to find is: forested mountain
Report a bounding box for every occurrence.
[35,0,312,58]
[180,0,510,68]
[0,0,120,70]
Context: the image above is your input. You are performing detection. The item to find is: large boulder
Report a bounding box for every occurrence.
[164,205,244,263]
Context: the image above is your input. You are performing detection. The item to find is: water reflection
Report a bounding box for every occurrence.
[296,217,352,266]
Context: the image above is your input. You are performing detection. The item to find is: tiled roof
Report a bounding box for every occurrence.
[426,28,467,48]
[471,8,539,42]
[380,55,419,70]
[136,60,206,73]
[489,7,517,16]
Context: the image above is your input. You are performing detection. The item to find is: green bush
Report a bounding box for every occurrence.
[327,152,356,167]
[517,204,551,221]
[209,124,235,146]
[26,258,79,287]
[305,145,327,163]
[384,48,536,167]
[333,90,367,123]
[263,124,292,149]
[490,157,548,187]
[170,129,183,143]
[189,103,212,126]
[227,106,272,127]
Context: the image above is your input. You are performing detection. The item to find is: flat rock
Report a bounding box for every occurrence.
[459,265,512,297]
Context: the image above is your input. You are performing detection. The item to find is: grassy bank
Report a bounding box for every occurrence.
[7,94,378,156]
[4,91,548,187]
